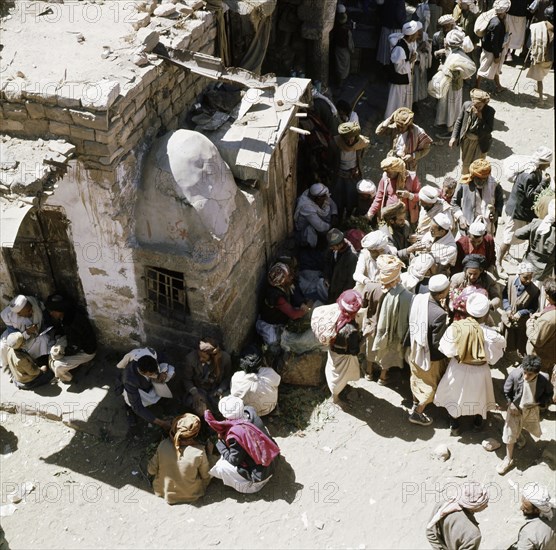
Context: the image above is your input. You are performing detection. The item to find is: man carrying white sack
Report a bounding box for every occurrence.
[406,274,450,426]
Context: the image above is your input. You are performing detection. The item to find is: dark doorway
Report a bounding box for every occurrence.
[3,208,86,306]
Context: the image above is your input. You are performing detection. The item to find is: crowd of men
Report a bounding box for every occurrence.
[0,0,554,546]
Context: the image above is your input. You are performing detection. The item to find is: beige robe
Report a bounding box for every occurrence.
[148,439,211,504]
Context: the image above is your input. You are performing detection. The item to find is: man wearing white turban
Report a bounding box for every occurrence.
[416,185,454,236]
[435,292,506,436]
[419,212,458,274]
[515,198,556,281]
[511,483,556,549]
[526,5,555,102]
[353,230,395,289]
[385,22,421,117]
[294,183,339,249]
[499,147,553,274]
[407,273,450,426]
[433,27,477,138]
[477,0,511,92]
[0,294,51,371]
[426,482,489,549]
[455,219,497,273]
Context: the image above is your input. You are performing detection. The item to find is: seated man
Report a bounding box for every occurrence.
[117,348,175,431]
[5,332,54,390]
[205,396,280,494]
[230,348,281,417]
[294,183,338,249]
[0,294,51,369]
[184,338,232,417]
[147,413,211,504]
[45,295,96,383]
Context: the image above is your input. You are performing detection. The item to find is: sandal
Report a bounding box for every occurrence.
[496,457,515,475]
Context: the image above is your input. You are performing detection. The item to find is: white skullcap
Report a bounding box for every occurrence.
[493,0,511,13]
[402,21,420,35]
[466,293,490,318]
[10,295,28,314]
[218,396,245,420]
[438,14,456,25]
[532,146,553,165]
[433,212,451,230]
[419,186,439,204]
[402,253,435,290]
[522,483,553,520]
[309,183,329,197]
[518,262,535,274]
[6,332,24,349]
[468,220,487,236]
[429,274,450,292]
[361,230,388,250]
[337,3,346,13]
[357,179,377,195]
[462,36,474,53]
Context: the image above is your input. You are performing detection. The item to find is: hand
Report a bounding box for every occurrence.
[402,154,412,163]
[157,372,168,383]
[408,242,428,253]
[26,324,38,336]
[410,53,417,63]
[508,403,520,416]
[397,190,410,199]
[40,365,48,372]
[157,419,172,432]
[300,304,310,313]
[449,138,455,148]
[458,219,469,231]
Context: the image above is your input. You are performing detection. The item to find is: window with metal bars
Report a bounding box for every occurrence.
[145,266,189,322]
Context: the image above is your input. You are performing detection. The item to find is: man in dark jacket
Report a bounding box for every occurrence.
[498,147,553,273]
[449,89,495,175]
[497,355,553,475]
[45,294,96,383]
[407,274,450,426]
[325,228,358,303]
[476,0,511,92]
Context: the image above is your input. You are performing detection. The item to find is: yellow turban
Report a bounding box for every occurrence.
[376,254,405,286]
[392,107,414,126]
[470,88,490,103]
[380,156,406,173]
[470,158,491,178]
[171,413,201,451]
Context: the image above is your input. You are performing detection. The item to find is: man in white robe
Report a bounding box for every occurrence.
[385,21,420,118]
[434,293,506,436]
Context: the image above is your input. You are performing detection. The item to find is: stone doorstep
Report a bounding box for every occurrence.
[0,356,128,440]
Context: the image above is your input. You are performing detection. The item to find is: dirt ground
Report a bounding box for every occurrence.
[1,63,555,550]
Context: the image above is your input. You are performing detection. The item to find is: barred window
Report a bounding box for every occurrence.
[145,266,189,322]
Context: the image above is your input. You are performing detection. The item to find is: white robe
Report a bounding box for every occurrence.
[325,350,360,397]
[230,367,281,416]
[385,38,415,117]
[434,324,505,418]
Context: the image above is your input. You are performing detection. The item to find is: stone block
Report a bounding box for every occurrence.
[25,102,46,119]
[3,104,28,121]
[158,96,171,114]
[117,123,135,145]
[23,119,49,136]
[49,121,70,136]
[48,140,77,158]
[133,87,150,109]
[280,352,326,386]
[69,109,109,131]
[140,65,159,88]
[184,18,205,42]
[161,108,174,127]
[81,81,121,111]
[183,0,205,9]
[153,4,177,16]
[56,82,85,109]
[195,10,213,25]
[0,119,24,132]
[129,12,151,30]
[98,147,125,165]
[136,28,160,52]
[121,102,136,123]
[22,80,58,105]
[70,125,96,141]
[95,121,123,144]
[2,78,27,102]
[132,105,147,127]
[44,106,73,124]
[174,3,193,15]
[83,140,119,157]
[171,31,191,50]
